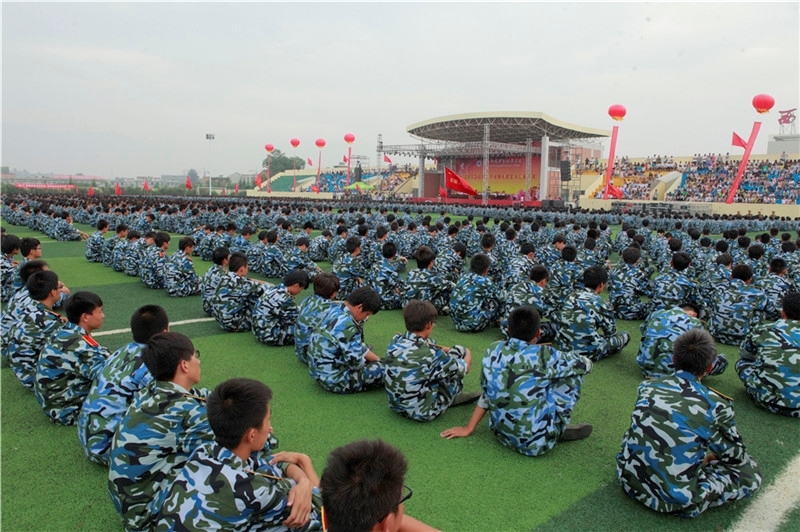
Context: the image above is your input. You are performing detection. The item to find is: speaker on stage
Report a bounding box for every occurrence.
[560,161,571,181]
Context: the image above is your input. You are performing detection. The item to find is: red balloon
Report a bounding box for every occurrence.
[608,104,627,121]
[290,138,300,148]
[344,133,356,144]
[265,144,274,153]
[752,93,775,114]
[315,138,326,149]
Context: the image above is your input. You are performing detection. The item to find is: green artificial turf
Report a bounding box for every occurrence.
[1,221,798,532]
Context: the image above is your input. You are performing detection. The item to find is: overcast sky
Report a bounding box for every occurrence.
[2,2,798,179]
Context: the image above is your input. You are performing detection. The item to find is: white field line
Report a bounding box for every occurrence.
[93,317,215,337]
[728,452,800,532]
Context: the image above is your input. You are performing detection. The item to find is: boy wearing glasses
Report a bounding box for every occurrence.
[157,378,322,531]
[384,300,475,422]
[320,439,438,532]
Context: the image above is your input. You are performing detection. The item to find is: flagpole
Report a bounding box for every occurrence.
[603,124,619,200]
[346,146,352,186]
[725,121,761,204]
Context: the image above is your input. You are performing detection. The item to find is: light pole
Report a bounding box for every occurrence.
[206,133,215,196]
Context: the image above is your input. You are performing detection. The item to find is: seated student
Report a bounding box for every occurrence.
[253,269,310,346]
[109,332,212,532]
[202,246,230,315]
[307,287,384,394]
[638,303,727,378]
[295,273,339,365]
[246,230,268,275]
[435,240,466,284]
[124,230,153,277]
[103,224,128,267]
[34,291,110,425]
[230,226,253,254]
[6,270,65,390]
[737,292,800,417]
[78,305,169,466]
[141,231,171,289]
[111,229,137,272]
[697,252,733,304]
[405,245,455,315]
[617,329,762,518]
[441,306,594,456]
[449,253,503,333]
[368,241,407,310]
[756,258,796,321]
[320,439,438,532]
[607,246,654,320]
[547,245,583,308]
[384,300,475,422]
[553,266,630,361]
[211,252,268,332]
[307,229,332,262]
[649,251,700,315]
[708,264,768,346]
[1,233,21,305]
[285,236,323,280]
[199,225,224,262]
[85,219,109,262]
[500,264,558,343]
[156,378,322,531]
[332,235,367,300]
[164,236,201,297]
[503,241,537,289]
[262,230,287,279]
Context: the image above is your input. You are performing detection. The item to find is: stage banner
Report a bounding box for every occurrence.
[453,156,541,194]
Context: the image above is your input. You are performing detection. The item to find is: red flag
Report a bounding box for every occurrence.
[256,173,262,188]
[606,183,625,199]
[235,184,239,194]
[88,187,94,197]
[307,157,313,167]
[355,183,362,194]
[143,181,150,192]
[732,132,748,148]
[115,182,122,196]
[343,155,349,163]
[267,179,271,193]
[311,184,320,193]
[185,176,193,190]
[383,154,392,164]
[444,167,478,196]
[439,187,447,198]
[222,186,227,196]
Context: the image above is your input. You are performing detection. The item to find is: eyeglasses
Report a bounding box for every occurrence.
[194,350,201,359]
[379,484,413,523]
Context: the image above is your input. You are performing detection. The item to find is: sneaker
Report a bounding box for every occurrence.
[560,423,593,442]
[451,391,481,407]
[439,306,450,316]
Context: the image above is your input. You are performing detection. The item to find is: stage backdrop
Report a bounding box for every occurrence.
[453,157,541,195]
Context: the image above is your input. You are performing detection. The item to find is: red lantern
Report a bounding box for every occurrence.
[265,144,274,153]
[290,138,300,148]
[344,133,356,144]
[608,104,627,121]
[315,138,326,149]
[752,94,775,114]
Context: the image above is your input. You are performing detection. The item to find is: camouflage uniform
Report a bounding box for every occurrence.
[384,332,468,422]
[553,288,630,361]
[649,269,700,314]
[368,257,406,310]
[211,272,265,332]
[111,239,130,272]
[53,218,82,241]
[85,231,106,262]
[156,442,322,532]
[616,371,762,517]
[608,262,654,320]
[164,250,201,297]
[103,236,123,267]
[755,273,795,321]
[246,241,267,275]
[295,295,334,364]
[77,342,153,466]
[500,281,558,342]
[108,381,212,531]
[0,288,34,357]
[307,303,384,394]
[707,278,767,346]
[637,307,727,378]
[307,235,330,262]
[285,247,320,280]
[547,259,583,307]
[140,247,168,289]
[1,253,18,304]
[435,247,466,284]
[405,268,454,314]
[449,272,502,332]
[504,255,537,290]
[478,338,593,456]
[201,264,226,315]
[124,240,148,277]
[737,319,800,417]
[33,322,109,425]
[6,299,64,390]
[262,245,287,279]
[332,253,365,301]
[252,284,298,346]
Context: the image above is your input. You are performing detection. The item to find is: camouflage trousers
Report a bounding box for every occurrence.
[735,359,800,418]
[591,331,631,361]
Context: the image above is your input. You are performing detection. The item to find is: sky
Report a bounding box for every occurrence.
[2,2,798,180]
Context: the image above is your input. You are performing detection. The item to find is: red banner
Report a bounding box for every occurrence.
[14,183,78,189]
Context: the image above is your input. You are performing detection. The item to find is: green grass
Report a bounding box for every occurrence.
[1,221,798,532]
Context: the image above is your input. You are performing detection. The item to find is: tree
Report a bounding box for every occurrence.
[261,149,305,177]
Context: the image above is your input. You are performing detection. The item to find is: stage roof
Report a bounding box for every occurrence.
[406,112,610,144]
